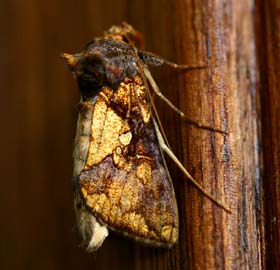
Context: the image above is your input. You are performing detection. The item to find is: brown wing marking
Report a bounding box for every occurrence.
[79,76,178,246]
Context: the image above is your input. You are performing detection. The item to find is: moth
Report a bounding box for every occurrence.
[63,23,229,251]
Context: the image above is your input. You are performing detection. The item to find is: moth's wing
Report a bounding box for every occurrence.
[79,76,179,247]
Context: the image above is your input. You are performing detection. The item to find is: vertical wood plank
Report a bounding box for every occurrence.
[135,0,262,269]
[255,0,280,268]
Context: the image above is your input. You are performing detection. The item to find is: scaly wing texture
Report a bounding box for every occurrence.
[79,75,179,246]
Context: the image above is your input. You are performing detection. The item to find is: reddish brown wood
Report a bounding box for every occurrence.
[134,1,262,269]
[255,0,280,268]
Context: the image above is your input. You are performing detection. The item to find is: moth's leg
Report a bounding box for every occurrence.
[153,120,231,213]
[139,50,206,70]
[147,87,172,149]
[144,67,228,134]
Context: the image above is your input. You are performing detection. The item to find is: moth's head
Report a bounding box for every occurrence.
[62,52,106,100]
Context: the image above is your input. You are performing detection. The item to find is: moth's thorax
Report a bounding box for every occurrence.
[69,37,142,101]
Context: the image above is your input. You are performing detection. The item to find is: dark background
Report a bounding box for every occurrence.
[0,1,182,269]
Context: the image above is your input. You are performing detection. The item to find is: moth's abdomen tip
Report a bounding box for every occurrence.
[61,53,81,69]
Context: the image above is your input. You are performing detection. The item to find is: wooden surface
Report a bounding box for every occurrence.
[0,0,279,269]
[256,0,280,268]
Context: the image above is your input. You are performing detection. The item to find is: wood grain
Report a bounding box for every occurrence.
[1,0,278,269]
[255,0,280,268]
[135,1,262,269]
